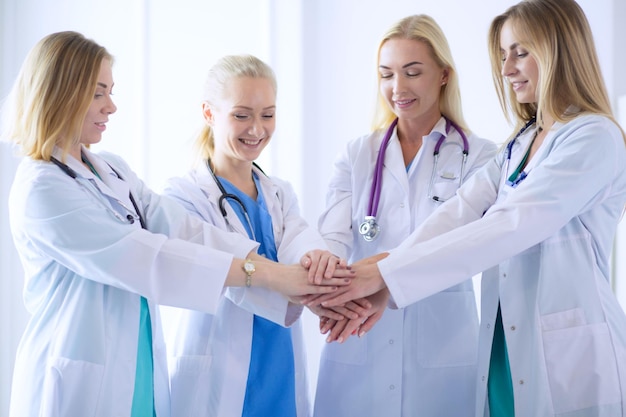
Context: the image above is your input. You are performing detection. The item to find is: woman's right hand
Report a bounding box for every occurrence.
[258,259,355,298]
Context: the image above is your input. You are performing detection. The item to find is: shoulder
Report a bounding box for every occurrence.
[13,157,69,198]
[163,169,208,199]
[466,132,498,154]
[556,114,623,147]
[339,130,387,163]
[258,171,295,198]
[96,151,136,179]
[348,130,385,149]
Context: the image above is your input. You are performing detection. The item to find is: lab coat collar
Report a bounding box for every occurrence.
[51,146,137,220]
[382,116,449,194]
[382,126,411,195]
[430,116,448,139]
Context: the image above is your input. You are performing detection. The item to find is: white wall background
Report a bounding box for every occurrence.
[1,0,624,414]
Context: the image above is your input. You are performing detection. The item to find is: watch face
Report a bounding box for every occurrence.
[244,261,255,274]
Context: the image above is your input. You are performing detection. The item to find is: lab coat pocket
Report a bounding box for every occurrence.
[542,322,621,414]
[417,291,479,367]
[429,176,460,203]
[41,357,104,417]
[169,355,213,416]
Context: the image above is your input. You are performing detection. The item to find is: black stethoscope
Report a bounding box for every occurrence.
[359,116,470,242]
[504,117,538,188]
[50,155,146,229]
[206,159,262,240]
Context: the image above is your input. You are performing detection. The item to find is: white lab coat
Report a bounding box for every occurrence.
[161,163,325,417]
[8,147,258,417]
[314,117,497,417]
[378,114,626,416]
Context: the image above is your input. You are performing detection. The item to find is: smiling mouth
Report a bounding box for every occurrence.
[240,138,263,146]
[395,98,415,105]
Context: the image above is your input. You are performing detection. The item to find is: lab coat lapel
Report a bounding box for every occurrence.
[254,166,283,243]
[84,149,135,211]
[55,147,134,210]
[383,132,410,196]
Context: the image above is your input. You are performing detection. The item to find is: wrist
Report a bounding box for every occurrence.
[242,259,255,287]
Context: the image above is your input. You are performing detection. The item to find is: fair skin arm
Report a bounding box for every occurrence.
[225,251,355,298]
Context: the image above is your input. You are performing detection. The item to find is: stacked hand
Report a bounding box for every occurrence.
[297,251,390,343]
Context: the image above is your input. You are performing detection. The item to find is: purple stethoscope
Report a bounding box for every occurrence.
[358,116,469,242]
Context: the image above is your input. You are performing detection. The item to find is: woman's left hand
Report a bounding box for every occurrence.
[322,288,390,343]
[300,249,348,285]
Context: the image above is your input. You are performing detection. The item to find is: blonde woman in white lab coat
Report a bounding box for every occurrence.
[3,32,349,417]
[160,55,350,417]
[316,1,626,416]
[312,15,497,417]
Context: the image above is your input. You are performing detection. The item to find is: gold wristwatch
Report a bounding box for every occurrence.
[242,259,255,287]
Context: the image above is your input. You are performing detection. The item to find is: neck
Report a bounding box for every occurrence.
[210,154,256,197]
[538,112,555,132]
[69,144,82,162]
[396,111,442,144]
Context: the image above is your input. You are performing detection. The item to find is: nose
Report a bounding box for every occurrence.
[248,119,263,137]
[248,117,265,138]
[501,55,517,77]
[392,76,405,95]
[104,95,117,115]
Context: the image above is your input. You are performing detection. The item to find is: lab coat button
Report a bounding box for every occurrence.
[400,203,405,208]
[502,273,507,278]
[486,323,491,329]
[519,379,524,385]
[389,339,394,345]
[389,385,395,390]
[510,325,516,331]
[481,376,486,382]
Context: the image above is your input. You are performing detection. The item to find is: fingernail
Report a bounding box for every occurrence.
[359,330,366,338]
[338,336,344,343]
[344,278,350,283]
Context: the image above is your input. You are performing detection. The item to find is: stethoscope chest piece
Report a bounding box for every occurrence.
[359,215,380,241]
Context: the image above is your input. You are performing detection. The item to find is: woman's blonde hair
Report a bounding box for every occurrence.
[194,54,277,161]
[2,31,112,161]
[371,14,468,133]
[488,0,625,142]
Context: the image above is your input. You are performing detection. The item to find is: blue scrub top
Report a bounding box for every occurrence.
[220,174,297,417]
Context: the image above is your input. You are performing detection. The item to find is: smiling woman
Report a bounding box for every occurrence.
[1,31,349,417]
[159,54,347,417]
[1,1,625,416]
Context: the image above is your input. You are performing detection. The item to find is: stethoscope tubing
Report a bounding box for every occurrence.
[359,117,469,241]
[51,156,146,229]
[366,116,469,217]
[367,118,398,218]
[504,117,537,187]
[206,159,257,241]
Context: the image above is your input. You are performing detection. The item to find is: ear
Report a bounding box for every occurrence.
[202,102,214,126]
[441,68,450,86]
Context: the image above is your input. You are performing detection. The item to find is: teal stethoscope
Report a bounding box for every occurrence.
[359,117,469,242]
[504,117,538,188]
